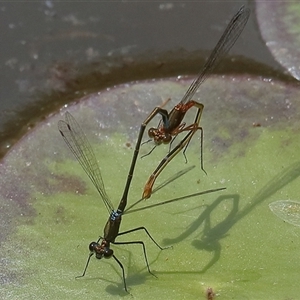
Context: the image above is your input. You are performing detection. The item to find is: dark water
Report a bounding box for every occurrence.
[0,1,284,156]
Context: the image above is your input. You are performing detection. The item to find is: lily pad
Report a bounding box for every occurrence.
[1,75,300,299]
[256,1,300,79]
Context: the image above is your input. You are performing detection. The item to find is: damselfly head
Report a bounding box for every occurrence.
[89,241,98,253]
[89,240,114,260]
[148,128,172,145]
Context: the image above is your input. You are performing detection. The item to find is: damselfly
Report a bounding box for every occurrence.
[139,6,250,199]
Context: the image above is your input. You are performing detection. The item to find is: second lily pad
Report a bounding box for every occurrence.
[269,200,300,227]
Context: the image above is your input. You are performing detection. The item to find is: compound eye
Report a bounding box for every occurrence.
[89,242,98,252]
[148,128,156,138]
[163,135,172,144]
[104,248,113,259]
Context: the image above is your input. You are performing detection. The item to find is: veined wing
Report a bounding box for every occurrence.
[58,112,114,213]
[180,6,250,104]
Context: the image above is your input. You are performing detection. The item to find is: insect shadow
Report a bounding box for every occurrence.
[160,160,300,274]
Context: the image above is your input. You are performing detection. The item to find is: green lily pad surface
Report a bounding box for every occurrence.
[1,75,300,299]
[256,1,300,80]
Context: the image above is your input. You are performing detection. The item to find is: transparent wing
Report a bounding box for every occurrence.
[180,6,250,104]
[58,111,114,213]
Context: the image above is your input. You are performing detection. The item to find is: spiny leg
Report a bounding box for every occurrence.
[142,129,196,199]
[140,144,157,159]
[75,252,94,278]
[117,226,169,250]
[180,101,205,174]
[114,226,171,280]
[168,122,186,153]
[182,123,205,174]
[113,240,157,278]
[75,236,102,278]
[143,101,205,199]
[162,100,204,169]
[112,254,128,292]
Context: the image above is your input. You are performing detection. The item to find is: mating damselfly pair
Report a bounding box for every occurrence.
[58,5,249,292]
